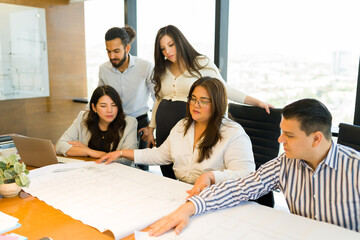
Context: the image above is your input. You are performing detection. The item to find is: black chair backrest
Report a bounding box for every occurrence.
[228,103,282,208]
[228,103,282,169]
[338,123,360,152]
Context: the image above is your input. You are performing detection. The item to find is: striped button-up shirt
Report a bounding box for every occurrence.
[189,142,360,232]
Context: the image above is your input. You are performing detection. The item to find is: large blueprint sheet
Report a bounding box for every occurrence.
[135,201,359,240]
[24,162,189,239]
[24,162,359,240]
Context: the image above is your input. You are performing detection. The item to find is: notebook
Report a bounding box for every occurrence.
[12,135,83,167]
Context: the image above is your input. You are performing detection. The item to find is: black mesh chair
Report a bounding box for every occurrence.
[228,103,282,208]
[338,123,360,151]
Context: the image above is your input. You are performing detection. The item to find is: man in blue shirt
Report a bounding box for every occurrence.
[147,98,360,236]
[98,27,155,169]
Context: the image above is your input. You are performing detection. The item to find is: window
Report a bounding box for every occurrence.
[228,0,359,126]
[84,0,124,97]
[137,0,215,63]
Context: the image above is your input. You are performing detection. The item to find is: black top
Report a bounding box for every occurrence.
[98,130,107,152]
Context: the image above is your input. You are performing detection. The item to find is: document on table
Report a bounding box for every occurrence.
[23,162,190,240]
[56,156,85,163]
[0,211,21,234]
[23,162,359,240]
[134,201,359,240]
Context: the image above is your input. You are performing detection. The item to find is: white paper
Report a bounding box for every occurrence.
[0,211,20,234]
[134,231,155,240]
[135,202,359,240]
[24,162,189,239]
[56,156,85,163]
[24,162,359,240]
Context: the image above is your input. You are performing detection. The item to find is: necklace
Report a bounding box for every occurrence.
[101,131,106,139]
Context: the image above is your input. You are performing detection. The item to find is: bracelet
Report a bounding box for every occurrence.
[119,150,123,158]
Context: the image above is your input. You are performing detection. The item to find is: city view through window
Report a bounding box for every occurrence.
[228,0,359,127]
[85,0,359,127]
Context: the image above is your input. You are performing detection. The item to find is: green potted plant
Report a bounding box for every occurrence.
[0,153,30,197]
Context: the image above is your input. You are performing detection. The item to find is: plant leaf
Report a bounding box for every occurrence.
[2,156,10,165]
[20,174,30,187]
[21,162,26,172]
[14,162,21,174]
[8,154,17,162]
[15,177,21,186]
[0,160,7,170]
[4,170,14,179]
[9,156,17,165]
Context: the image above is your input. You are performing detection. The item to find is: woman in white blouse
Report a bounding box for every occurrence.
[140,25,271,178]
[97,77,255,193]
[56,85,137,165]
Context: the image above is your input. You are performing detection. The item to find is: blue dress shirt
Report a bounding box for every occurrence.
[98,54,155,118]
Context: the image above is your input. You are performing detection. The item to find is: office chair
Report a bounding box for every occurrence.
[338,123,360,152]
[228,103,282,208]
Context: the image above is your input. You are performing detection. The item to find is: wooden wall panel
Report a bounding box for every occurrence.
[0,0,87,142]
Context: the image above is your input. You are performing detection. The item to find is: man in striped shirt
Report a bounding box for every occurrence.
[148,98,360,236]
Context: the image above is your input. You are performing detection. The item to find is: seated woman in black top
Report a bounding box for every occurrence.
[56,85,137,165]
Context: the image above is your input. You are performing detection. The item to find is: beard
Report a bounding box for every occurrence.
[110,51,127,69]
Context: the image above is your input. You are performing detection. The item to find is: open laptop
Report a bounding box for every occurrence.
[12,135,83,167]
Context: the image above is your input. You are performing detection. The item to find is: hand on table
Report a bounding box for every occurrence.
[148,202,195,237]
[95,151,122,165]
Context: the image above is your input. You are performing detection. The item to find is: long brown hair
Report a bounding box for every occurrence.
[152,25,205,99]
[85,85,126,152]
[184,77,228,163]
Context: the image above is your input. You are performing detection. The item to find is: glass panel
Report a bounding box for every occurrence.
[228,0,359,126]
[137,0,215,63]
[84,0,124,97]
[0,3,49,100]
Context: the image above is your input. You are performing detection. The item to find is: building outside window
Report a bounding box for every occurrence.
[228,0,359,127]
[84,0,359,129]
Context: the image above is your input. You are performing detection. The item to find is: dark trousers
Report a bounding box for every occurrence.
[156,100,187,179]
[136,114,149,171]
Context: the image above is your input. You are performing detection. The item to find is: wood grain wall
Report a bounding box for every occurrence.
[0,0,87,143]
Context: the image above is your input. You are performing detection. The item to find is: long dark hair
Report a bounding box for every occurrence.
[184,77,228,163]
[85,85,126,152]
[152,25,205,99]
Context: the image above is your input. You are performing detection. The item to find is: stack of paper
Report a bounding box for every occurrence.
[0,211,21,234]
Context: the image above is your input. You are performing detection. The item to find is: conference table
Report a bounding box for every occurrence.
[1,156,359,240]
[1,156,128,240]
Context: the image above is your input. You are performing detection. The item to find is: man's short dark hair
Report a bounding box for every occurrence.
[105,26,136,46]
[282,98,332,140]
